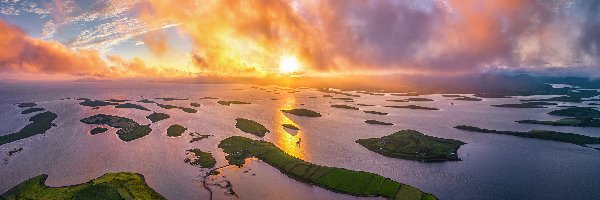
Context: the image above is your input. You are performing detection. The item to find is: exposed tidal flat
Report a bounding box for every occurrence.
[1,82,600,200]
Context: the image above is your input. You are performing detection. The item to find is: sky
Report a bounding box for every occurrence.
[0,0,599,80]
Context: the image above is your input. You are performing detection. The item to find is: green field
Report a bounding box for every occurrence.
[454,125,600,146]
[167,124,187,137]
[218,136,437,200]
[235,118,270,137]
[0,172,165,200]
[281,108,322,117]
[0,111,57,146]
[356,130,464,162]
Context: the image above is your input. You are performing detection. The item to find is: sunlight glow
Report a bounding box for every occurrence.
[279,55,301,74]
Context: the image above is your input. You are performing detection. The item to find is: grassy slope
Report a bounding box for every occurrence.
[218,136,437,200]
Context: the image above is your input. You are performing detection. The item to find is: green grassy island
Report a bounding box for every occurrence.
[356,130,464,162]
[517,117,600,127]
[235,118,270,137]
[218,136,437,200]
[90,127,109,135]
[115,103,150,111]
[384,105,439,110]
[281,108,322,117]
[146,112,170,123]
[492,102,557,108]
[363,111,388,115]
[167,124,187,137]
[184,148,216,168]
[156,103,197,113]
[0,111,58,146]
[81,114,152,142]
[217,100,251,106]
[282,123,299,130]
[0,172,165,200]
[454,125,600,146]
[331,105,360,110]
[21,107,45,114]
[364,120,393,125]
[548,107,600,118]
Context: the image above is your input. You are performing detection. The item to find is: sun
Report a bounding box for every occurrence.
[279,55,300,74]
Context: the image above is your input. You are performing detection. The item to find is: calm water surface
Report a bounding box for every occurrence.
[1,81,599,200]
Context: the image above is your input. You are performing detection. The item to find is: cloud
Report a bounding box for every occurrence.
[142,29,169,56]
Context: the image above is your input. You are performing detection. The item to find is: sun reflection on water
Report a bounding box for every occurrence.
[273,95,308,160]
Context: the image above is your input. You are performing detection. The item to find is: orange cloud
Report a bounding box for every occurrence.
[143,29,169,56]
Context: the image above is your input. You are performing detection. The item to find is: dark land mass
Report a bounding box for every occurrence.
[404,98,434,102]
[21,107,45,114]
[217,101,251,106]
[90,127,109,135]
[106,99,130,103]
[517,117,600,128]
[441,95,464,98]
[492,102,558,108]
[319,88,360,97]
[189,132,213,143]
[364,120,393,125]
[281,109,322,117]
[364,111,388,115]
[356,103,375,106]
[0,111,58,146]
[235,118,270,137]
[548,107,600,118]
[155,97,189,101]
[184,148,216,168]
[200,97,219,100]
[138,99,156,104]
[79,99,118,107]
[332,97,354,101]
[384,105,439,110]
[282,123,300,130]
[454,97,482,101]
[218,136,437,200]
[156,103,197,113]
[454,125,600,146]
[331,105,360,110]
[356,130,464,162]
[190,103,201,107]
[146,112,170,123]
[17,103,37,108]
[167,124,187,137]
[386,99,409,102]
[115,103,151,111]
[81,114,152,142]
[0,172,165,200]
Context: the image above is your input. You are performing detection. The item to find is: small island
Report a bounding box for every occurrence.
[364,120,393,125]
[356,130,464,162]
[218,136,437,200]
[190,103,201,107]
[517,117,600,127]
[384,105,439,110]
[138,99,156,104]
[282,123,299,130]
[189,132,213,143]
[167,124,187,137]
[184,148,216,168]
[156,103,197,113]
[17,103,37,108]
[363,110,388,115]
[404,98,434,102]
[90,127,108,135]
[0,111,58,146]
[0,172,165,199]
[81,114,152,142]
[235,118,270,137]
[386,99,409,102]
[331,104,359,110]
[281,108,322,117]
[155,97,188,101]
[454,96,482,101]
[548,107,600,118]
[491,102,557,108]
[217,100,251,106]
[78,98,118,107]
[454,125,600,146]
[21,107,45,114]
[115,103,151,111]
[146,112,170,123]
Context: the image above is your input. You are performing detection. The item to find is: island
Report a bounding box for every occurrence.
[331,97,353,101]
[217,100,251,106]
[218,136,437,200]
[0,111,58,146]
[517,118,600,127]
[281,108,322,117]
[90,127,109,135]
[184,148,216,168]
[235,118,270,137]
[282,123,299,130]
[404,98,434,102]
[386,99,409,102]
[81,114,152,142]
[454,125,600,146]
[155,97,189,101]
[364,120,393,125]
[79,99,118,107]
[454,97,482,101]
[356,103,375,106]
[146,112,170,123]
[17,103,37,108]
[548,107,600,118]
[190,103,201,107]
[0,172,165,199]
[115,103,151,111]
[384,105,439,110]
[156,103,197,113]
[364,110,388,115]
[21,107,45,114]
[189,132,213,143]
[200,97,219,100]
[138,99,156,104]
[167,124,187,137]
[491,102,557,108]
[356,130,464,162]
[331,105,359,110]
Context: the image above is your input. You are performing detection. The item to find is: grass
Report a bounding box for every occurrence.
[517,117,600,127]
[548,107,600,118]
[217,100,251,106]
[21,107,45,114]
[146,112,170,123]
[235,118,269,137]
[115,103,150,111]
[218,136,437,200]
[167,124,187,137]
[454,125,600,146]
[491,102,557,108]
[356,130,464,162]
[17,103,37,108]
[90,127,108,135]
[331,105,359,110]
[0,111,58,146]
[0,172,165,200]
[364,120,393,125]
[184,148,216,168]
[281,108,322,117]
[156,103,197,113]
[81,114,152,142]
[363,111,388,115]
[282,123,299,130]
[384,105,439,110]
